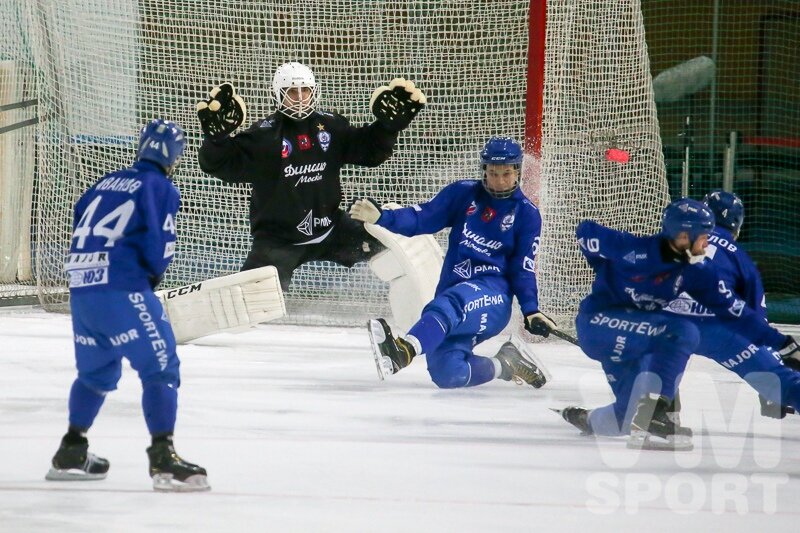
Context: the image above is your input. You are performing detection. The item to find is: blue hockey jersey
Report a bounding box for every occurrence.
[375,180,542,314]
[65,160,180,292]
[666,227,768,322]
[576,220,784,348]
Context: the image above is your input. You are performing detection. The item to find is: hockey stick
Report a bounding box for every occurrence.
[550,329,579,346]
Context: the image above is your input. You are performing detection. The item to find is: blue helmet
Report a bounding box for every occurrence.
[703,189,744,234]
[661,198,715,241]
[137,119,186,172]
[480,136,523,198]
[480,136,523,166]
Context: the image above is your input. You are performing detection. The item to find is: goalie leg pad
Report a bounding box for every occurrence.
[365,213,443,333]
[156,266,286,343]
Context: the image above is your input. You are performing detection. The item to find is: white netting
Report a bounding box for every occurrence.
[2,0,668,330]
[535,0,670,328]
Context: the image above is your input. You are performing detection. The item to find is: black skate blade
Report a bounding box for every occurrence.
[152,473,211,492]
[627,430,693,451]
[367,319,392,381]
[45,467,107,481]
[509,334,551,387]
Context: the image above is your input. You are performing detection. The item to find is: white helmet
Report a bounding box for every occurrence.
[271,62,319,120]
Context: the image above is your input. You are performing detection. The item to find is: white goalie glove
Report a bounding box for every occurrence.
[156,266,285,343]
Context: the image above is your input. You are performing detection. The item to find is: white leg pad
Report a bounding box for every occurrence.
[365,205,443,333]
[156,266,286,343]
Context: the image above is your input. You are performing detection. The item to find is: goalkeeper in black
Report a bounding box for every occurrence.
[197,61,426,290]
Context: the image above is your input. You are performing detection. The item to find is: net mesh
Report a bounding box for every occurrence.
[2,0,672,330]
[642,0,800,324]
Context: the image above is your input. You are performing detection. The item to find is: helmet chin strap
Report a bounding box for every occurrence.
[685,248,706,264]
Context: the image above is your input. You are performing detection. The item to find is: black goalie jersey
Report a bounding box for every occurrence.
[198,110,398,245]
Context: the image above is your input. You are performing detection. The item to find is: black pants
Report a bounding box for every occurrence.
[242,211,385,290]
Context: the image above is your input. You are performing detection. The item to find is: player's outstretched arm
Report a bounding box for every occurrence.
[369,78,426,132]
[196,82,247,140]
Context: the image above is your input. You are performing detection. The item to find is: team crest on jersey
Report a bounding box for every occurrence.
[500,213,515,231]
[259,119,275,128]
[297,210,314,236]
[466,201,478,216]
[317,129,331,152]
[453,259,472,278]
[281,138,292,158]
[481,207,496,222]
[297,134,312,150]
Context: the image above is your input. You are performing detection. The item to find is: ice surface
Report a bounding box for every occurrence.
[1,308,799,532]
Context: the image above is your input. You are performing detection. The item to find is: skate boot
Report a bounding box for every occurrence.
[45,436,109,481]
[666,393,693,437]
[628,394,693,451]
[759,394,796,419]
[367,318,416,380]
[147,441,210,492]
[551,407,594,435]
[495,336,550,388]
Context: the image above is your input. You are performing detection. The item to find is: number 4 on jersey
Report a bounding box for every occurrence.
[72,196,135,249]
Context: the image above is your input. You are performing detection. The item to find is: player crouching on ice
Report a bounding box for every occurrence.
[350,136,557,389]
[556,198,791,451]
[46,119,209,491]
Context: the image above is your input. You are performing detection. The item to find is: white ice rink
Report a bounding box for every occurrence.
[1,307,799,532]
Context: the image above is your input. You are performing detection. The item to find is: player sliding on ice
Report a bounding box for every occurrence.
[351,136,557,389]
[46,119,209,492]
[556,198,793,451]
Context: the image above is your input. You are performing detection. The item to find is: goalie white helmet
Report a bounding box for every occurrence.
[272,62,319,120]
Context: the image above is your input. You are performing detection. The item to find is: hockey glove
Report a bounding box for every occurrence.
[779,335,800,370]
[524,311,557,338]
[349,198,383,224]
[369,78,426,132]
[196,83,247,140]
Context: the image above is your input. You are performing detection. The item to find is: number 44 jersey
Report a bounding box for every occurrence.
[65,160,180,292]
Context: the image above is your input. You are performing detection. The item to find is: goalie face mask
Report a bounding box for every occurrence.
[272,62,320,120]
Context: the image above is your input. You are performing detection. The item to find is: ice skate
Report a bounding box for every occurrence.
[551,407,593,435]
[147,441,210,492]
[628,394,693,451]
[45,438,109,481]
[495,335,550,388]
[367,318,416,380]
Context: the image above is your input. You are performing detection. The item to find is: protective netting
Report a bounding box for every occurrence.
[2,0,671,330]
[534,0,670,328]
[642,0,800,324]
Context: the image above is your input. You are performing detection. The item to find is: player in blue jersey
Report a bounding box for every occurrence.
[45,119,209,492]
[556,198,793,450]
[350,136,557,389]
[664,190,800,418]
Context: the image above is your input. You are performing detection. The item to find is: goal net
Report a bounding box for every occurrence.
[1,0,668,330]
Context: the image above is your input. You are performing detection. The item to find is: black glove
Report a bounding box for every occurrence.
[759,394,796,419]
[196,82,247,140]
[524,311,557,338]
[779,335,800,370]
[149,275,163,290]
[369,78,426,132]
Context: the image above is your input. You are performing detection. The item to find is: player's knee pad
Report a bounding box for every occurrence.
[365,206,443,333]
[427,351,471,389]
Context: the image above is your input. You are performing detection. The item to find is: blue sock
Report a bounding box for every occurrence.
[465,355,496,387]
[142,383,178,436]
[407,311,449,354]
[68,379,106,430]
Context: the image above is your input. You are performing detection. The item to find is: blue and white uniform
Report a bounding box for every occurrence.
[66,158,181,436]
[575,220,786,435]
[666,227,800,411]
[375,179,541,388]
